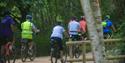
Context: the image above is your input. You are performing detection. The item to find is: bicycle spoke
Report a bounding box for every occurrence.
[21,45,27,62]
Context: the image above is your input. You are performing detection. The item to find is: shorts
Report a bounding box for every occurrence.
[78,32,87,40]
[50,37,63,50]
[21,38,32,43]
[70,35,79,41]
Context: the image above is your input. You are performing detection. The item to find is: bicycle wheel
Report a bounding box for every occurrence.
[51,51,61,63]
[29,42,37,61]
[50,47,61,63]
[0,56,6,63]
[11,45,18,63]
[21,44,27,62]
[62,45,68,63]
[74,46,81,58]
[50,48,55,63]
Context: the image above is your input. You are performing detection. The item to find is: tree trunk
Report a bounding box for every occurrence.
[91,0,106,62]
[80,0,106,63]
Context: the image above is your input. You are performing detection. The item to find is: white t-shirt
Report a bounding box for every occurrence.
[68,20,80,35]
[51,25,65,39]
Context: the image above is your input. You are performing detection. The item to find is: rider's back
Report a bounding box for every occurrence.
[103,19,113,33]
[68,20,80,35]
[21,20,33,39]
[51,25,65,39]
[1,15,15,37]
[79,20,87,32]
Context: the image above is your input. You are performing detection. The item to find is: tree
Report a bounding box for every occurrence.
[80,0,106,63]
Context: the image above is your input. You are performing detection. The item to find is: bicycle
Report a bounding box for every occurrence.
[0,42,17,63]
[104,32,113,39]
[50,39,67,63]
[69,34,82,58]
[20,39,37,62]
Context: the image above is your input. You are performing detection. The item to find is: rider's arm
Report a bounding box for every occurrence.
[10,16,16,43]
[32,23,40,33]
[111,25,116,32]
[110,21,116,32]
[64,30,69,39]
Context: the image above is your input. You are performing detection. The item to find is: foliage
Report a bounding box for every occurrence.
[0,0,125,56]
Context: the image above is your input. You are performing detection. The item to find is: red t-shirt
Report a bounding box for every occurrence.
[79,20,87,32]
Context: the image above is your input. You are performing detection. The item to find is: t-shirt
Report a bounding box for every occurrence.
[79,20,87,32]
[51,25,65,39]
[1,15,15,36]
[103,19,113,33]
[68,20,80,35]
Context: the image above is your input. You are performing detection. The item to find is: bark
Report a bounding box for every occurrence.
[91,0,105,62]
[80,0,106,63]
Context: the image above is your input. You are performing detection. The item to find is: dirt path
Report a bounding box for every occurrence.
[14,53,94,63]
[14,56,93,63]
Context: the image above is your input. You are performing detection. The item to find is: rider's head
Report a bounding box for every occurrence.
[4,9,11,16]
[26,15,32,21]
[56,20,62,25]
[80,16,86,21]
[71,16,77,21]
[105,15,110,19]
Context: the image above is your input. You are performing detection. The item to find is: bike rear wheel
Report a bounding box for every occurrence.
[29,42,37,61]
[50,48,61,63]
[74,46,81,58]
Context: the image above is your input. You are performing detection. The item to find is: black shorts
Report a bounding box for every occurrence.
[21,38,32,43]
[0,34,13,46]
[70,35,79,41]
[50,37,63,50]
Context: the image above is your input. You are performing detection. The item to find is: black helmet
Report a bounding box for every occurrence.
[4,10,11,15]
[56,20,63,25]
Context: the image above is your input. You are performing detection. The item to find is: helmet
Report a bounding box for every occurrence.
[81,16,85,18]
[56,20,63,25]
[71,16,77,20]
[4,9,11,15]
[105,15,110,19]
[26,15,32,20]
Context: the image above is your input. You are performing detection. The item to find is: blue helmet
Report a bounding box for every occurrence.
[26,15,32,20]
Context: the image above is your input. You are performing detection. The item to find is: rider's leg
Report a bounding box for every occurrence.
[5,35,13,56]
[58,39,64,61]
[59,46,64,62]
[28,39,33,50]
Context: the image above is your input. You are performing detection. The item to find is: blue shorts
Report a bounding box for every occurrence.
[50,37,63,50]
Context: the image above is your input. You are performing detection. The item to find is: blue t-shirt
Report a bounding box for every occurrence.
[0,15,15,36]
[68,20,80,35]
[103,19,112,33]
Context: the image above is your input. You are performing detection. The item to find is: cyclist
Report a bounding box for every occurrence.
[21,15,39,51]
[102,15,116,38]
[50,20,67,61]
[79,16,87,40]
[0,10,15,56]
[68,16,80,41]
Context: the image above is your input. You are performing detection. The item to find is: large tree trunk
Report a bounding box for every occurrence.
[80,0,106,63]
[90,0,105,62]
